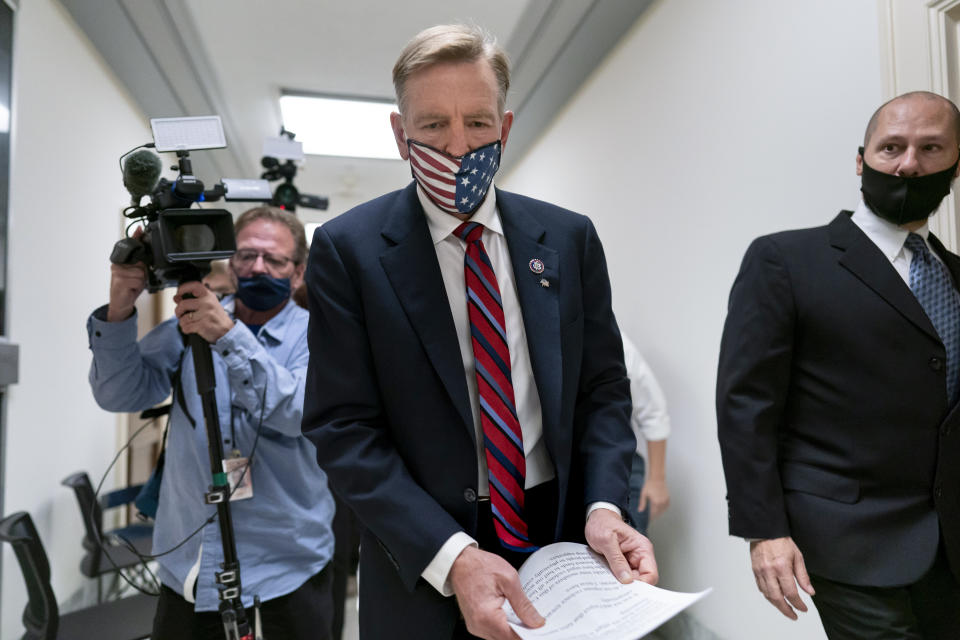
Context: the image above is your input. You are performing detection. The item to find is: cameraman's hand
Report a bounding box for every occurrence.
[107,263,147,322]
[175,280,234,343]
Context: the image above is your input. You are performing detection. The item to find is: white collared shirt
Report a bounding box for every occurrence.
[622,334,671,449]
[851,199,941,283]
[418,184,558,595]
[417,185,620,595]
[419,185,554,493]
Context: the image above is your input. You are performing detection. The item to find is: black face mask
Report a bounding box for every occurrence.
[859,146,959,225]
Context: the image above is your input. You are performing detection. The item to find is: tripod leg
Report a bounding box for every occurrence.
[254,595,263,640]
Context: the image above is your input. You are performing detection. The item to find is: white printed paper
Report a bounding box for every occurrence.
[503,543,710,640]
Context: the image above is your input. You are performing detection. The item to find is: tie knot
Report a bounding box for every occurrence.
[905,233,931,262]
[455,221,484,244]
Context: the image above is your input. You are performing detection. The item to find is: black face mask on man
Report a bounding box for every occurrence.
[859,146,959,225]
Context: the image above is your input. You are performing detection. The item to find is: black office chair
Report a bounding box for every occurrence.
[60,471,153,601]
[0,510,155,640]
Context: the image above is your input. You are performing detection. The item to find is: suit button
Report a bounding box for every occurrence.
[930,357,944,371]
[943,424,952,436]
[935,485,943,499]
[463,488,477,503]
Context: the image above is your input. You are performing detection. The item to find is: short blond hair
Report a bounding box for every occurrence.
[392,24,510,114]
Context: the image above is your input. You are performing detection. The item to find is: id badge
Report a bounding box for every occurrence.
[223,456,254,501]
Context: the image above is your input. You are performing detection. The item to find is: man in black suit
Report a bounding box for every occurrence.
[301,24,657,640]
[717,91,960,638]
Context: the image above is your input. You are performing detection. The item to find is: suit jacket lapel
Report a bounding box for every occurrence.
[379,183,474,437]
[928,232,960,291]
[925,233,960,410]
[831,211,940,342]
[497,189,562,447]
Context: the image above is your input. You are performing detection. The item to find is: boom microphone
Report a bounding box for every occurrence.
[123,148,163,204]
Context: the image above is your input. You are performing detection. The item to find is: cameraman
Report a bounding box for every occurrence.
[87,207,335,640]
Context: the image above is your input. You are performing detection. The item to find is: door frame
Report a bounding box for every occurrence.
[878,0,960,250]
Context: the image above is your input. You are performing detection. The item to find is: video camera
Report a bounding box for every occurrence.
[260,129,328,212]
[111,116,275,292]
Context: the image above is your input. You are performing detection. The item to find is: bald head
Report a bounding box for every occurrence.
[863,91,960,148]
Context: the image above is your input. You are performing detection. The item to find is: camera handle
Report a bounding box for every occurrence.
[184,301,255,640]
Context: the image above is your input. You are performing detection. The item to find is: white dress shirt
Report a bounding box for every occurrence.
[851,199,940,283]
[419,186,554,493]
[621,335,671,453]
[416,185,618,595]
[418,184,552,595]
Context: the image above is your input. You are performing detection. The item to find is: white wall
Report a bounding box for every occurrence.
[502,1,882,638]
[1,0,150,636]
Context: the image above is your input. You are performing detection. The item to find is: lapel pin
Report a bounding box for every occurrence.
[540,278,550,288]
[529,258,545,274]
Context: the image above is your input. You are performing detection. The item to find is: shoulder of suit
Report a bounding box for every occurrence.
[496,188,591,229]
[749,216,840,252]
[325,186,412,230]
[310,189,417,257]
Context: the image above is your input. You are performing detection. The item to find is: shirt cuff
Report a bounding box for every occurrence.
[421,531,477,596]
[87,305,138,347]
[211,320,253,359]
[586,501,622,520]
[637,418,672,443]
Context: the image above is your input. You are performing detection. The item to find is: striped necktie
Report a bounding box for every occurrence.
[905,232,960,405]
[455,221,537,552]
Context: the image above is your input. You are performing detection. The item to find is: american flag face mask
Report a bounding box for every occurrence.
[407,138,502,215]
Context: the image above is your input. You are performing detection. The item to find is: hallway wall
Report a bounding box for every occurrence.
[1,0,150,635]
[503,1,883,637]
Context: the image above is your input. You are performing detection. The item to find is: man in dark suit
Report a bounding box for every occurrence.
[301,24,657,640]
[717,91,960,639]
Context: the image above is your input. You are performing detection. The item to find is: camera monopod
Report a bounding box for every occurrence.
[183,273,255,640]
[117,117,271,640]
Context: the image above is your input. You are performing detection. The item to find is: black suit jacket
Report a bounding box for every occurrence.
[717,211,960,587]
[301,183,634,638]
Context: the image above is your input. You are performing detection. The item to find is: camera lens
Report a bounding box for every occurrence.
[175,223,217,252]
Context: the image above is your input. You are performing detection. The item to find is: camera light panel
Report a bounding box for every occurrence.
[151,116,227,152]
[263,136,304,162]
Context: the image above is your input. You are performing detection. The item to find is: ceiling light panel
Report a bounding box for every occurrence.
[280,94,400,160]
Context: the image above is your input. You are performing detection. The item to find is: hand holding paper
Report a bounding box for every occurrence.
[584,508,658,585]
[503,543,710,640]
[450,545,545,640]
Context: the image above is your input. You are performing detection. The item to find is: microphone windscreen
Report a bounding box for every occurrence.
[123,149,163,201]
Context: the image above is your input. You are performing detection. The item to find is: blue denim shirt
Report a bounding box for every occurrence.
[87,296,334,611]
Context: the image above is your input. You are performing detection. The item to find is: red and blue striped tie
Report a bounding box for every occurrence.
[455,221,537,552]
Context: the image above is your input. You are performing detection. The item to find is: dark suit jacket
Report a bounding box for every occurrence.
[301,183,634,638]
[717,211,960,588]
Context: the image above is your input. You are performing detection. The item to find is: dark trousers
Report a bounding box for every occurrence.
[453,480,558,639]
[627,452,650,536]
[331,492,363,640]
[810,544,960,640]
[151,565,334,640]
